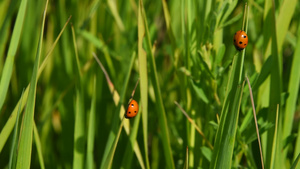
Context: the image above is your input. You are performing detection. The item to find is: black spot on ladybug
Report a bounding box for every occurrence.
[244,44,246,46]
[243,35,247,38]
[128,111,131,114]
[239,41,242,44]
[131,104,134,106]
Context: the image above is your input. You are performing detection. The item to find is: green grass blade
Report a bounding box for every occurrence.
[138,1,150,168]
[79,30,116,78]
[86,76,97,169]
[265,0,282,168]
[210,4,248,168]
[183,147,189,169]
[276,0,297,53]
[107,0,125,31]
[0,0,28,111]
[33,122,45,169]
[121,106,144,169]
[95,52,145,169]
[73,89,85,169]
[0,16,70,153]
[16,1,48,168]
[139,0,175,168]
[283,21,300,160]
[8,89,25,169]
[102,119,125,169]
[291,153,300,169]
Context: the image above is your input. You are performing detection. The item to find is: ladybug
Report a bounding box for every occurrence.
[233,30,248,51]
[125,100,139,119]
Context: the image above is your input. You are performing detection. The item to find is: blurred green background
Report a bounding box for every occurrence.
[0,0,300,168]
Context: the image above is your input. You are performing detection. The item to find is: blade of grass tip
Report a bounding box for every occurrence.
[16,1,48,168]
[102,118,125,169]
[270,104,279,169]
[174,101,213,149]
[86,75,97,169]
[33,122,45,169]
[8,89,25,169]
[139,0,175,168]
[0,0,28,111]
[138,1,150,168]
[291,153,300,169]
[0,15,71,153]
[246,75,264,169]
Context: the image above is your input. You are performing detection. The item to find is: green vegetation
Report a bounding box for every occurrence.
[0,0,299,168]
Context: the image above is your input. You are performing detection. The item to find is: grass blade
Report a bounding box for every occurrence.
[8,89,25,169]
[210,4,248,168]
[246,76,264,169]
[0,16,71,153]
[138,1,150,168]
[86,76,97,169]
[291,153,300,169]
[121,105,144,169]
[33,122,45,169]
[0,0,28,111]
[265,0,282,168]
[94,53,145,169]
[16,1,48,168]
[102,118,125,169]
[73,89,85,169]
[284,22,300,161]
[139,0,175,168]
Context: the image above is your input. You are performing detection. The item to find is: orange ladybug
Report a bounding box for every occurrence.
[233,30,248,51]
[125,100,139,119]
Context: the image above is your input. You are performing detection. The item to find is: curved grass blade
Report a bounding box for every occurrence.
[0,0,28,111]
[0,16,71,153]
[16,1,48,168]
[139,0,175,168]
[8,89,25,169]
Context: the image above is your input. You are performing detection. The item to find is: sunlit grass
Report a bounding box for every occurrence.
[0,0,299,169]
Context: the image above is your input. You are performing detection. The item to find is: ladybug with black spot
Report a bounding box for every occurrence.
[125,99,139,119]
[233,30,248,51]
